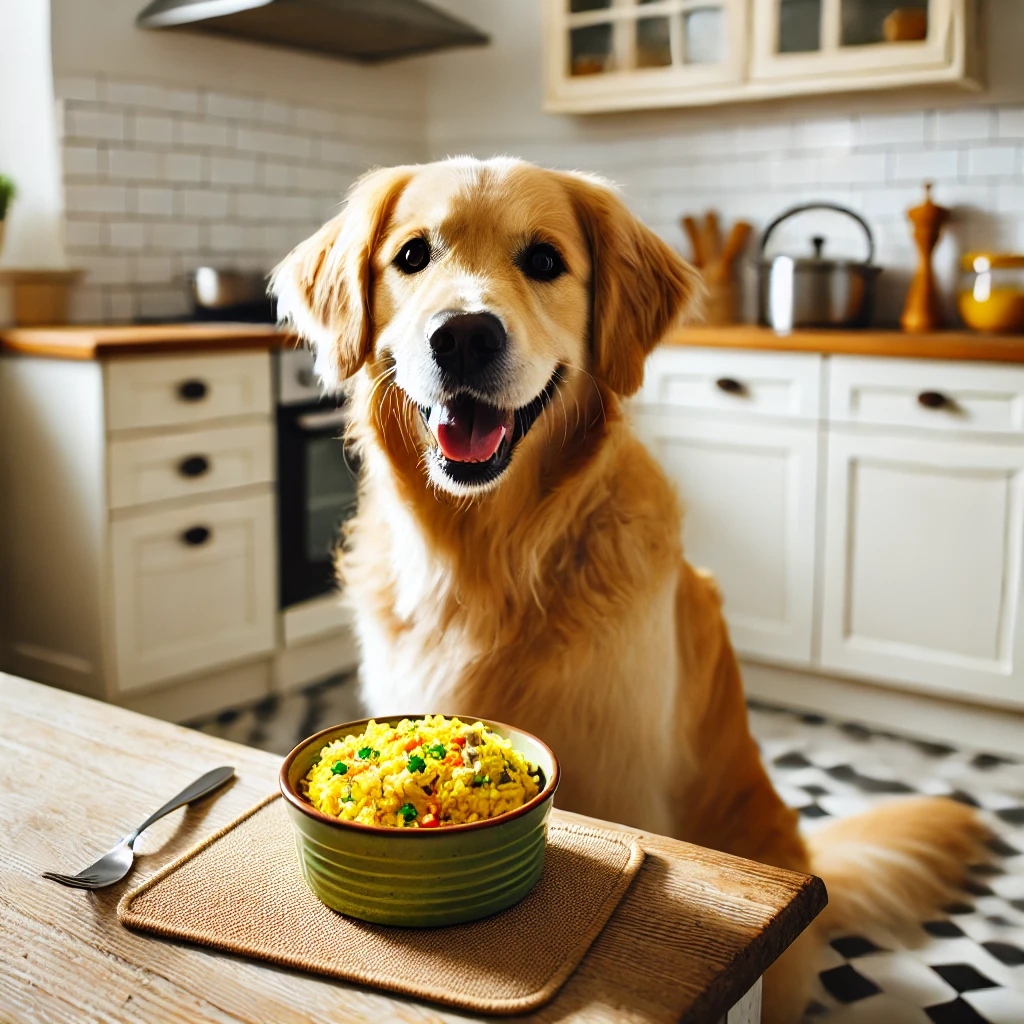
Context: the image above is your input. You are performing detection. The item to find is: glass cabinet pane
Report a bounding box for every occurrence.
[779,0,822,52]
[683,7,725,64]
[570,22,614,75]
[636,16,672,69]
[842,0,928,46]
[569,0,611,12]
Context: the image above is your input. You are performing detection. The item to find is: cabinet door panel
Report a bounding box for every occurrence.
[635,411,819,664]
[820,432,1024,708]
[110,492,277,692]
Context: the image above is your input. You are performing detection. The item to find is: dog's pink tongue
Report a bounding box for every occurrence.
[434,398,507,463]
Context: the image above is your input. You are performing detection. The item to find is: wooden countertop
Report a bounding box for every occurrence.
[665,324,1024,362]
[1,673,826,1024]
[0,323,294,360]
[4,321,1024,364]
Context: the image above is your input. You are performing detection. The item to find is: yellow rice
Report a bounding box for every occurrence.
[302,715,542,829]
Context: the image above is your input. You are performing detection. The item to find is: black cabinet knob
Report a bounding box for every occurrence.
[178,455,210,478]
[918,390,949,409]
[181,526,211,546]
[716,377,746,395]
[178,379,208,401]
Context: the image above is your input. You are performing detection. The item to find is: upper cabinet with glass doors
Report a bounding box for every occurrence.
[543,0,981,112]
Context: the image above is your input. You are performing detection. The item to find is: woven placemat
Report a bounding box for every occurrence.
[118,793,644,1015]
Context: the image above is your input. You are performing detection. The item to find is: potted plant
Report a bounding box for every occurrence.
[0,175,15,258]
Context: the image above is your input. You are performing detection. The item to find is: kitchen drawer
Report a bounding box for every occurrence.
[108,421,274,510]
[105,352,272,433]
[829,356,1024,437]
[637,347,822,420]
[110,491,276,692]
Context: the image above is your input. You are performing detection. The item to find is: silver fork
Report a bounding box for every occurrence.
[42,765,235,889]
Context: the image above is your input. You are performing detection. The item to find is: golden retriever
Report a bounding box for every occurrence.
[272,157,987,1022]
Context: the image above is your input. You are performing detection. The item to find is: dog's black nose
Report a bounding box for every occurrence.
[428,311,506,380]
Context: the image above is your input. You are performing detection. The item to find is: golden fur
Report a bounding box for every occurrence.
[272,157,989,1022]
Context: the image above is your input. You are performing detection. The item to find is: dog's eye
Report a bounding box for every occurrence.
[520,243,565,283]
[394,238,430,274]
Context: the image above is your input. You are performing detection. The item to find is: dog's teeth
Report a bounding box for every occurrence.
[427,405,443,435]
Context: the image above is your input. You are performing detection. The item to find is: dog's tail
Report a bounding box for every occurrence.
[806,796,990,935]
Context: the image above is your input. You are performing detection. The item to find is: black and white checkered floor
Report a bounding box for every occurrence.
[188,678,1024,1023]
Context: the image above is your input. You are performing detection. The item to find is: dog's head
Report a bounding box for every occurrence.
[272,157,699,496]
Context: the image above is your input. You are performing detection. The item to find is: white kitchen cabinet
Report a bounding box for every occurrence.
[543,0,979,113]
[750,0,979,93]
[110,492,277,693]
[819,429,1024,709]
[634,409,820,664]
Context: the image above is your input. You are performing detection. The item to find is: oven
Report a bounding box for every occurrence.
[276,348,360,610]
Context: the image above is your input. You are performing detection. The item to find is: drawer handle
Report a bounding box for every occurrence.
[178,455,210,478]
[918,390,950,410]
[181,526,211,546]
[715,377,746,395]
[178,379,208,401]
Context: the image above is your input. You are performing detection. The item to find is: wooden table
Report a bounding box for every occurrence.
[0,675,826,1023]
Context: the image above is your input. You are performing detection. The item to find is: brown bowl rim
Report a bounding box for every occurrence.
[279,714,560,837]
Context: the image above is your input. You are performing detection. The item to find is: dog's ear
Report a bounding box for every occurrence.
[562,173,702,397]
[270,166,412,389]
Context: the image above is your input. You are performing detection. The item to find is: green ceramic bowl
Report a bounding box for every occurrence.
[279,714,559,927]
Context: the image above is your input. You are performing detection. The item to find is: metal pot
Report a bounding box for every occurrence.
[189,266,276,322]
[757,203,880,332]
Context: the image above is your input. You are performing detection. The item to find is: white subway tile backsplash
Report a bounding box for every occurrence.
[134,255,175,284]
[793,117,854,152]
[210,155,258,186]
[205,91,259,121]
[233,191,273,220]
[64,218,104,250]
[63,145,100,177]
[209,223,247,251]
[56,76,100,103]
[148,222,201,250]
[60,74,1021,325]
[820,151,887,185]
[163,152,206,184]
[262,161,296,190]
[182,189,231,218]
[934,108,995,143]
[85,254,132,285]
[107,222,146,249]
[65,105,125,142]
[236,127,312,159]
[857,111,927,147]
[137,288,190,319]
[107,148,161,181]
[890,148,960,183]
[998,108,1024,140]
[964,145,1020,180]
[134,186,175,216]
[294,165,346,194]
[68,286,107,323]
[65,184,128,215]
[179,118,232,149]
[108,289,138,321]
[133,113,175,146]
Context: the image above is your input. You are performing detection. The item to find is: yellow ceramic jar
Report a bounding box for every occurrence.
[959,253,1024,333]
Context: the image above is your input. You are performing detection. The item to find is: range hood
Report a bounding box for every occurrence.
[136,0,488,63]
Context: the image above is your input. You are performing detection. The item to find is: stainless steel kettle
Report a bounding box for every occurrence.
[757,203,880,332]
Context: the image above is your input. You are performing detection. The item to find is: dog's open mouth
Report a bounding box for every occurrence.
[419,370,561,488]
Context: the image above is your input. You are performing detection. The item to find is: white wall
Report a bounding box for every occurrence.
[424,0,1024,326]
[48,0,430,320]
[0,0,67,268]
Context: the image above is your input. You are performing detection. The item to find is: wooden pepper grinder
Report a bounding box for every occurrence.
[901,182,950,334]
